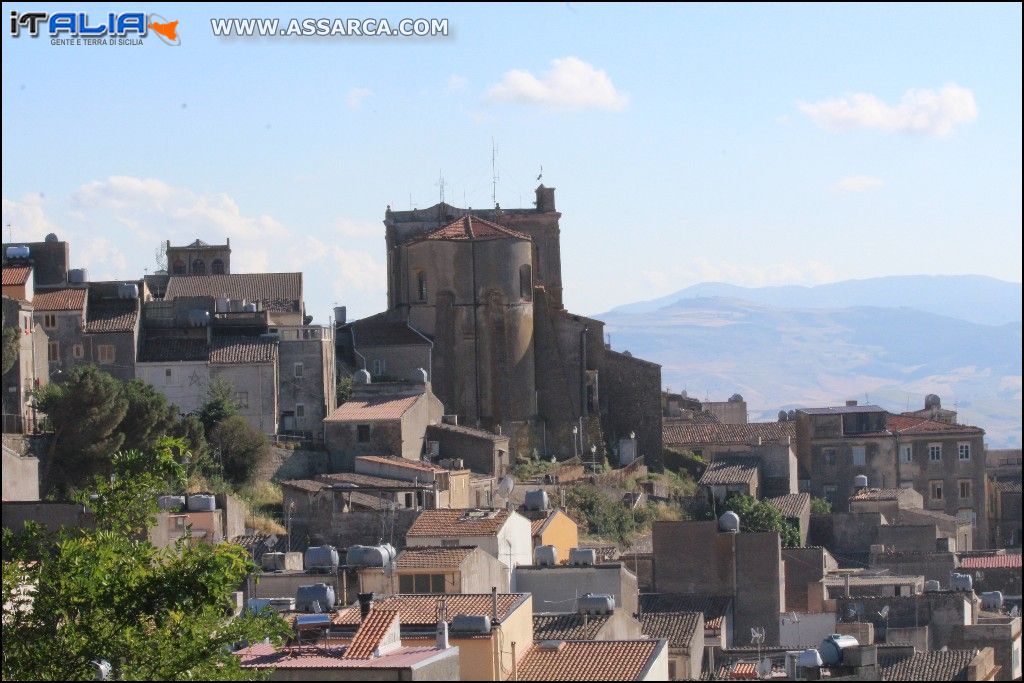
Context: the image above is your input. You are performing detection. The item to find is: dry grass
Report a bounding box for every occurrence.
[246,513,286,535]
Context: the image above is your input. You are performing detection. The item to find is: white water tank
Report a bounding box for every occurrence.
[534,545,558,567]
[345,544,397,568]
[5,245,30,259]
[854,475,869,489]
[68,268,88,283]
[569,548,596,566]
[304,545,340,572]
[158,495,186,511]
[925,580,941,592]
[949,572,973,592]
[980,591,1003,610]
[578,594,615,615]
[186,494,216,511]
[118,283,139,299]
[450,615,491,633]
[524,489,550,511]
[295,584,335,612]
[719,511,740,533]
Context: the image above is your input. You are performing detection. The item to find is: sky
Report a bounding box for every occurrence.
[2,2,1021,324]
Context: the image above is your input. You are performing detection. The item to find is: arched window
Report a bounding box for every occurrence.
[171,258,186,275]
[211,258,225,274]
[520,264,533,301]
[416,271,428,302]
[191,259,206,275]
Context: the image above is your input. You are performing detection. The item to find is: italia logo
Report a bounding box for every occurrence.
[9,11,180,45]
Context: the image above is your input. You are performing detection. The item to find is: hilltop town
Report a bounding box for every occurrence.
[3,185,1021,680]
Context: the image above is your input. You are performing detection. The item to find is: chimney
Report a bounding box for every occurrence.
[357,592,374,622]
[535,185,556,212]
[436,598,449,650]
[491,586,499,624]
[846,400,858,407]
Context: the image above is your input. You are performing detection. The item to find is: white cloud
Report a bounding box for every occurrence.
[486,56,628,111]
[640,258,837,291]
[445,75,468,93]
[799,83,977,137]
[346,87,373,110]
[2,193,58,239]
[334,217,382,238]
[833,175,884,192]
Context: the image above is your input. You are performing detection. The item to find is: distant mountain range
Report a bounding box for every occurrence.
[597,276,1022,447]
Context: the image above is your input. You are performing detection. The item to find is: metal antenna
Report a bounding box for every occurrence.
[491,138,499,208]
[438,171,446,206]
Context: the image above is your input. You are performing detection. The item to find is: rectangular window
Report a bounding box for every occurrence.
[930,480,943,501]
[72,344,84,359]
[823,448,837,467]
[235,392,249,409]
[900,445,913,463]
[929,444,942,462]
[958,443,971,461]
[296,403,305,418]
[399,575,414,594]
[852,446,866,467]
[414,574,431,593]
[97,345,115,364]
[440,539,460,548]
[959,480,972,500]
[293,362,304,378]
[373,358,386,376]
[47,341,59,362]
[823,485,838,506]
[357,424,371,443]
[43,314,57,329]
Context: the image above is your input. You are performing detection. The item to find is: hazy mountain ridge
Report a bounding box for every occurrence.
[598,280,1023,447]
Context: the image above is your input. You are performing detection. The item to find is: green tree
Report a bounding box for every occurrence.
[1,442,289,681]
[34,364,129,489]
[199,378,238,435]
[208,415,270,487]
[336,375,352,406]
[810,497,833,515]
[720,493,801,548]
[565,483,651,544]
[120,379,179,453]
[2,321,19,375]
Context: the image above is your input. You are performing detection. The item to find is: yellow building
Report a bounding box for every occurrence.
[529,509,579,564]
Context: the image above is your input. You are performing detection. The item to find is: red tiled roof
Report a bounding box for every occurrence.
[639,594,731,631]
[699,456,760,486]
[236,642,444,669]
[532,613,611,641]
[879,648,979,681]
[958,553,1021,569]
[422,215,530,242]
[664,421,795,446]
[280,479,329,493]
[406,508,513,538]
[516,640,664,681]
[765,493,811,519]
[994,480,1022,494]
[209,335,278,364]
[84,299,138,333]
[317,471,431,489]
[1,265,31,286]
[31,287,85,311]
[356,455,444,474]
[394,546,476,569]
[347,312,431,347]
[886,414,984,436]
[637,611,702,648]
[342,609,399,660]
[138,337,209,362]
[325,395,419,422]
[333,593,527,626]
[730,661,759,679]
[164,272,302,312]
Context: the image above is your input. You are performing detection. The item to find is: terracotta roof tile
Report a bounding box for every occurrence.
[532,614,609,641]
[637,611,702,648]
[281,479,329,493]
[406,508,513,538]
[357,455,444,474]
[1,265,31,286]
[993,480,1022,494]
[422,215,530,242]
[31,287,85,311]
[346,312,431,346]
[765,493,811,519]
[209,335,278,364]
[139,337,209,362]
[851,488,913,502]
[800,405,886,415]
[886,414,984,436]
[426,422,508,441]
[333,593,527,627]
[958,553,1021,569]
[699,456,760,486]
[236,642,444,669]
[639,594,731,631]
[317,471,431,489]
[325,395,419,422]
[342,609,399,660]
[517,640,664,681]
[879,648,978,681]
[664,421,795,447]
[395,546,477,569]
[84,299,138,333]
[164,272,302,312]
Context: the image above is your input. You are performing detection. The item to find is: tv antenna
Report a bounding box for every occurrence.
[491,138,499,208]
[437,170,446,206]
[537,165,544,182]
[751,627,765,663]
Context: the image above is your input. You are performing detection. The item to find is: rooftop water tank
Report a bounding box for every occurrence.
[157,495,186,511]
[295,584,335,613]
[450,614,491,633]
[215,297,230,313]
[5,245,30,259]
[354,369,371,384]
[45,233,59,243]
[950,572,973,592]
[68,268,88,284]
[981,591,1003,610]
[924,580,941,592]
[334,306,347,325]
[246,598,273,614]
[186,494,216,512]
[267,597,296,612]
[534,545,557,567]
[118,283,139,299]
[524,489,550,512]
[797,649,824,669]
[578,594,615,615]
[719,511,741,533]
[262,553,286,572]
[409,367,428,383]
[854,475,869,489]
[819,634,859,666]
[569,548,597,566]
[304,545,340,573]
[243,302,257,313]
[345,544,397,568]
[187,309,210,327]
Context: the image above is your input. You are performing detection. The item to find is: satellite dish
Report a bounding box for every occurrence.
[265,534,279,549]
[497,475,515,498]
[789,612,800,624]
[756,658,772,678]
[878,605,890,619]
[750,627,765,645]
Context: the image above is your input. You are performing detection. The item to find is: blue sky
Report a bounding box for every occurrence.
[3,2,1021,323]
